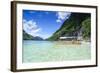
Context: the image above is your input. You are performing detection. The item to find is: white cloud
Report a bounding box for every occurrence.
[29,11,35,14]
[56,12,71,23]
[56,19,62,23]
[23,19,41,37]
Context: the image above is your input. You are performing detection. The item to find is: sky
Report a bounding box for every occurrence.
[23,10,71,39]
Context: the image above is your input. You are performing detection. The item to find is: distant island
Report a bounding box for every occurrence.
[23,30,44,40]
[23,13,91,41]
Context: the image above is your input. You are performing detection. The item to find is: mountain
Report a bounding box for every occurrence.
[23,30,43,40]
[82,17,91,39]
[47,13,91,40]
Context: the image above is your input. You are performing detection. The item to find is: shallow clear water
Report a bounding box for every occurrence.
[23,41,91,63]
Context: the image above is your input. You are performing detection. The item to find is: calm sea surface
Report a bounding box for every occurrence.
[23,41,91,63]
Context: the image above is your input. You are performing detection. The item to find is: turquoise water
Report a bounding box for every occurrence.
[23,41,91,63]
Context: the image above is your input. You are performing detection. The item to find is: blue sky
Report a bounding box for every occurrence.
[23,10,71,39]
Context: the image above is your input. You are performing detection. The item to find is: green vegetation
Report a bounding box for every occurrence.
[47,13,91,41]
[82,17,91,40]
[23,30,34,40]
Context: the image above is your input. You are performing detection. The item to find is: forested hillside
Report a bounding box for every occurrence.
[47,13,91,40]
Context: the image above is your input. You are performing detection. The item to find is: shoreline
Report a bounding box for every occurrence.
[23,40,91,45]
